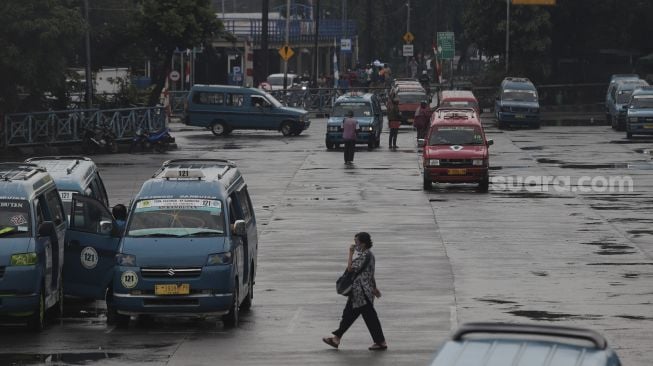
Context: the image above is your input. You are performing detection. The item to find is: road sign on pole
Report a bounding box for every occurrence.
[437,32,455,60]
[403,32,415,44]
[403,44,414,57]
[278,44,294,61]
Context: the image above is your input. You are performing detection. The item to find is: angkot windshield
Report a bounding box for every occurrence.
[332,102,372,117]
[429,126,484,145]
[0,199,31,238]
[630,96,653,109]
[501,89,538,102]
[127,198,225,238]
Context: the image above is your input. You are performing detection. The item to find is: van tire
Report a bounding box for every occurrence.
[240,270,254,312]
[27,287,45,331]
[222,282,239,327]
[211,121,228,136]
[627,131,633,139]
[106,288,130,327]
[326,141,334,150]
[423,176,431,191]
[478,177,490,193]
[280,122,293,136]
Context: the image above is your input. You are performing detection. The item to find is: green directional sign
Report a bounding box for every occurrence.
[437,32,455,60]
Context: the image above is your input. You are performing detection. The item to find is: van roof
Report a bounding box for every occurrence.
[336,93,376,102]
[0,163,55,200]
[501,77,535,90]
[191,84,259,93]
[431,110,481,126]
[136,159,244,201]
[440,90,477,100]
[632,86,653,95]
[25,156,97,192]
[616,79,649,91]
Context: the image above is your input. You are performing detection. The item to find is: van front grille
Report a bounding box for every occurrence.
[143,298,199,307]
[140,267,202,279]
[440,159,473,167]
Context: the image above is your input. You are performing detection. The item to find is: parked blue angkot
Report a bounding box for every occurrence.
[495,77,540,129]
[608,78,649,130]
[626,85,653,138]
[429,322,622,366]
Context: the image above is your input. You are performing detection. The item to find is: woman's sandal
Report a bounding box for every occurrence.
[322,337,340,349]
[368,343,388,351]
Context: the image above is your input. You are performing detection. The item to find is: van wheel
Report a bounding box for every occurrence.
[375,136,381,148]
[27,288,45,331]
[211,121,228,136]
[423,176,431,191]
[106,289,130,327]
[222,282,239,327]
[368,139,375,149]
[326,141,334,150]
[627,131,633,139]
[478,177,490,193]
[240,271,254,312]
[280,122,293,136]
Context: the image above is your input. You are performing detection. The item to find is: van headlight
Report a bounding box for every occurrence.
[426,159,440,167]
[361,126,374,132]
[116,253,136,266]
[472,159,486,166]
[11,252,38,266]
[327,126,339,132]
[207,252,232,265]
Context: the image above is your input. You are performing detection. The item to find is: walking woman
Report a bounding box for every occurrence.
[323,232,387,351]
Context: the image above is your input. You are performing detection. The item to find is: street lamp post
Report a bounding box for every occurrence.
[505,0,510,72]
[83,0,93,109]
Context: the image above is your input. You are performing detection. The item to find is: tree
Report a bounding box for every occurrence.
[0,0,84,113]
[134,0,225,105]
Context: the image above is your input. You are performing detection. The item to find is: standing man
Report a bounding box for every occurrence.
[342,110,358,165]
[387,100,401,149]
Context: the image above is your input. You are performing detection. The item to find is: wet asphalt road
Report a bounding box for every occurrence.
[1,116,652,365]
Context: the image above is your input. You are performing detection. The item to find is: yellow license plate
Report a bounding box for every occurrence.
[448,169,467,175]
[155,283,190,295]
[515,114,525,119]
[644,125,653,129]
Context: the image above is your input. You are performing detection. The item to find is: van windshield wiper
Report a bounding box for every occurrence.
[181,230,223,237]
[133,233,182,238]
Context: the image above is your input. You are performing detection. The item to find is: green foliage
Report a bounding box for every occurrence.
[0,0,84,113]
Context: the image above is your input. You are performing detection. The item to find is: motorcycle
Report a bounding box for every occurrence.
[81,123,118,154]
[129,127,175,153]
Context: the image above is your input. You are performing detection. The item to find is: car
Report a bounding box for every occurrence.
[439,90,481,115]
[605,74,641,123]
[184,84,310,136]
[108,159,258,327]
[390,88,428,125]
[0,163,66,330]
[608,79,649,130]
[24,156,109,219]
[266,73,300,90]
[419,109,492,192]
[429,322,622,366]
[325,93,383,149]
[495,77,540,129]
[626,85,653,138]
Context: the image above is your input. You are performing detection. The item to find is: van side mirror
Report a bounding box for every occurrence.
[232,220,246,236]
[38,221,55,237]
[487,139,494,146]
[100,220,113,235]
[417,138,426,147]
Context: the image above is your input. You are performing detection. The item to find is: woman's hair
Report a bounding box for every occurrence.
[112,204,127,220]
[355,232,373,248]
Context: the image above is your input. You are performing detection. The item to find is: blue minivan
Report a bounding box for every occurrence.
[325,93,383,149]
[626,86,653,138]
[184,84,310,136]
[0,163,67,330]
[495,77,540,129]
[108,159,258,327]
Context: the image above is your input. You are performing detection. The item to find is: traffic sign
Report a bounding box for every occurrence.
[278,44,294,61]
[403,44,414,57]
[437,32,455,60]
[340,38,352,52]
[403,32,415,44]
[169,70,180,81]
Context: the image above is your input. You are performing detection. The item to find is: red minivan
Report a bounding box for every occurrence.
[438,90,481,115]
[419,109,493,192]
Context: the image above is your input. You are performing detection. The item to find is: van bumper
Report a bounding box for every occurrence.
[497,112,540,125]
[0,266,41,314]
[424,167,488,183]
[111,265,234,315]
[627,121,653,135]
[326,132,376,145]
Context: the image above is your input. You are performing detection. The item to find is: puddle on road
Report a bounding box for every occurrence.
[634,148,652,155]
[622,273,640,279]
[627,229,653,237]
[0,353,121,365]
[221,144,242,150]
[475,298,517,305]
[581,240,637,255]
[536,158,563,164]
[560,163,630,169]
[610,138,653,144]
[615,315,653,321]
[587,262,653,266]
[531,271,549,277]
[520,146,543,151]
[507,310,601,321]
[493,191,553,199]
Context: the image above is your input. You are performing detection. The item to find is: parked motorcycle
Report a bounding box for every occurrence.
[129,127,175,153]
[81,123,118,154]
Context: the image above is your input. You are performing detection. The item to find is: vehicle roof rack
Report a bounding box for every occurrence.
[505,77,531,83]
[25,156,92,175]
[452,322,608,350]
[0,163,46,181]
[157,159,237,180]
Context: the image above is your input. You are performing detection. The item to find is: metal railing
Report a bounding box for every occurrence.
[2,106,166,148]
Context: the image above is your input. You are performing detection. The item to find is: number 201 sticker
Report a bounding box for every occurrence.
[80,246,99,269]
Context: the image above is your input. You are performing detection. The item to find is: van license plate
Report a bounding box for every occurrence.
[515,114,525,119]
[155,284,190,295]
[448,169,467,175]
[644,124,653,129]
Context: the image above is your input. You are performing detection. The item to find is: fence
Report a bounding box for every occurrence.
[2,106,166,149]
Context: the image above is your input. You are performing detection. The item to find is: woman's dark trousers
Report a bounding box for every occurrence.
[332,297,385,344]
[344,140,355,162]
[388,128,398,147]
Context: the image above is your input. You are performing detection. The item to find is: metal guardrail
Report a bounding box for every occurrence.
[2,106,166,148]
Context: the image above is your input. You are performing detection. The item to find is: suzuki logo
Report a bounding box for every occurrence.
[167,268,175,276]
[450,145,463,151]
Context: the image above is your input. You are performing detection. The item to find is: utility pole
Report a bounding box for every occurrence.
[407,0,411,35]
[341,0,347,73]
[505,0,510,72]
[312,0,320,87]
[83,0,92,109]
[283,0,291,90]
[261,0,269,86]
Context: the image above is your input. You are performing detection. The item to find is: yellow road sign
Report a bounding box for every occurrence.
[278,45,294,61]
[403,32,415,44]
